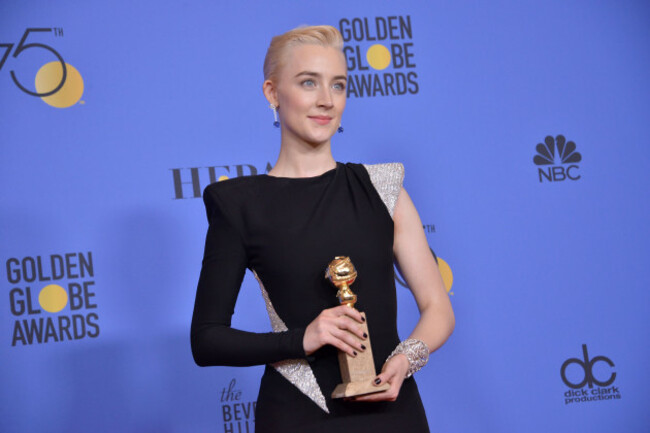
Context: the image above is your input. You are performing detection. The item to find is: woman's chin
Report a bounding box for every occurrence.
[292,132,336,147]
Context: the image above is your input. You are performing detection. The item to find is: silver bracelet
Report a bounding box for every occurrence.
[386,338,430,378]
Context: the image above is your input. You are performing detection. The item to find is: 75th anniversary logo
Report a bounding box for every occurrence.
[1,27,84,108]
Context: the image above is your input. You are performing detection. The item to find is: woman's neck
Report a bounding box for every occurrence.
[269,139,336,178]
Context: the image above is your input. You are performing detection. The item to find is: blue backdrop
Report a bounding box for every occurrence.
[1,1,649,432]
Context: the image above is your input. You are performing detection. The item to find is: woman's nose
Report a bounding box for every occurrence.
[317,88,334,108]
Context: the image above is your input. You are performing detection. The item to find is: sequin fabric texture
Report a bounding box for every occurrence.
[386,338,430,378]
[363,162,404,217]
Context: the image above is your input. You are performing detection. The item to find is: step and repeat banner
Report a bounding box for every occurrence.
[1,1,649,432]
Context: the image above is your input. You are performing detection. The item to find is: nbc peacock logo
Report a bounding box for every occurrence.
[533,135,582,183]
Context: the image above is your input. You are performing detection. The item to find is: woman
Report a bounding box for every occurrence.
[191,25,454,432]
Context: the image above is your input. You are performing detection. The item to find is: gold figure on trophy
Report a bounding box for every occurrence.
[325,257,357,307]
[326,256,390,398]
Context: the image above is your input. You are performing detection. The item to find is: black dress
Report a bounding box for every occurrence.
[191,162,430,432]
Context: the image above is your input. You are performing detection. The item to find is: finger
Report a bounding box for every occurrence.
[334,316,367,341]
[332,305,365,323]
[330,328,367,353]
[351,368,399,402]
[323,332,358,357]
[373,370,396,388]
[356,370,403,402]
[350,379,399,402]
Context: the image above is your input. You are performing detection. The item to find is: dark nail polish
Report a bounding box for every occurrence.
[361,316,366,322]
[363,332,368,339]
[374,378,381,385]
[361,344,366,350]
[353,351,358,356]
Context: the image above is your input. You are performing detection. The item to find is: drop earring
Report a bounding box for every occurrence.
[338,124,344,133]
[269,104,280,128]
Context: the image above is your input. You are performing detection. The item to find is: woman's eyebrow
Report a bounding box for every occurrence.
[295,71,320,78]
[295,71,347,81]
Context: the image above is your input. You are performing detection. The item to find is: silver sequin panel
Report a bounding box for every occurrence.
[362,162,404,218]
[252,270,329,413]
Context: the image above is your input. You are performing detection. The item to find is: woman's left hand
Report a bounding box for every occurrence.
[347,353,410,402]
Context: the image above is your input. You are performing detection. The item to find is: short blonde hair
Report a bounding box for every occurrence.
[263,25,344,81]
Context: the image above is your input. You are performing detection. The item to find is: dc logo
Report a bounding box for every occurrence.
[560,344,616,389]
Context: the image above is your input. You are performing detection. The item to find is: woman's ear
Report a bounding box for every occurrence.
[262,79,278,107]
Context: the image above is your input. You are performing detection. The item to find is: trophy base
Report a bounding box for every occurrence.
[330,312,391,399]
[332,379,390,398]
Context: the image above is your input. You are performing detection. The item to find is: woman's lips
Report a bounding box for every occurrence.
[309,116,332,125]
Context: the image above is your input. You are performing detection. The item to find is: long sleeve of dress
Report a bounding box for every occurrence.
[190,184,306,367]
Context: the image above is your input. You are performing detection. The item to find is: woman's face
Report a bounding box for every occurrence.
[270,44,347,147]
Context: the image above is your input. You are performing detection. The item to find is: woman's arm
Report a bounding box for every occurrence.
[191,185,306,367]
[352,186,455,401]
[392,187,455,352]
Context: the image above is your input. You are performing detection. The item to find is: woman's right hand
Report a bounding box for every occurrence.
[303,306,368,357]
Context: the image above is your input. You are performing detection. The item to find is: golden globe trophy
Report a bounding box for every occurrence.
[325,256,390,398]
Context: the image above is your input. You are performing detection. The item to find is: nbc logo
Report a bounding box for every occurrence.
[533,135,582,183]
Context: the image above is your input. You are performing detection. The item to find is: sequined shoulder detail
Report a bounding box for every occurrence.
[252,270,329,413]
[362,162,404,218]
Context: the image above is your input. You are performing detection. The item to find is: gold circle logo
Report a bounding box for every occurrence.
[39,284,69,313]
[437,258,453,294]
[35,62,84,108]
[366,44,391,70]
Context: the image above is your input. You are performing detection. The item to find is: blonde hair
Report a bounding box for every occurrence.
[263,25,344,81]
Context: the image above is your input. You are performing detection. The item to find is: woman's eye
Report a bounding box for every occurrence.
[333,82,346,91]
[302,79,316,87]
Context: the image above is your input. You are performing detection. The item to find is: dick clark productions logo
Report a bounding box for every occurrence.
[533,135,582,183]
[561,344,621,405]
